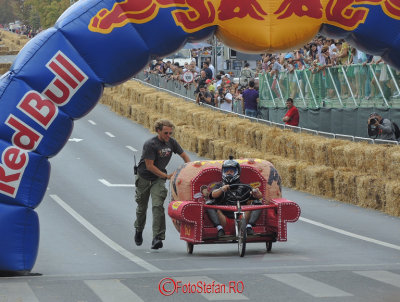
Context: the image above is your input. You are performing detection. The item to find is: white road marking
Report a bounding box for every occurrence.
[88,120,96,125]
[265,273,352,298]
[99,179,135,187]
[0,282,40,302]
[49,194,160,272]
[176,276,248,300]
[68,138,83,142]
[126,145,138,152]
[105,132,115,138]
[85,279,144,302]
[300,217,400,251]
[354,271,400,288]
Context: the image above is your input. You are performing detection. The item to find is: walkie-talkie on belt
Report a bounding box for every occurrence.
[133,155,138,175]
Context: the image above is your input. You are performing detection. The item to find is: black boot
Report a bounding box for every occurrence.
[134,229,143,246]
[151,236,163,249]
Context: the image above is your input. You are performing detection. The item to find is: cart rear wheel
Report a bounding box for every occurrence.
[187,242,194,254]
[266,241,272,252]
[238,216,247,257]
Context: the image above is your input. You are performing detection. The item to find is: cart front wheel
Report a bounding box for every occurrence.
[187,242,194,254]
[238,216,247,257]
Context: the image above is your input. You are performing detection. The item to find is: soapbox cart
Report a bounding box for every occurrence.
[168,159,301,257]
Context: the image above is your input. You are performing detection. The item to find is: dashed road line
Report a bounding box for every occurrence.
[126,146,138,152]
[98,179,135,187]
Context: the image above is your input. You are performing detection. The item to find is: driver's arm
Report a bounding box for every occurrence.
[211,185,229,199]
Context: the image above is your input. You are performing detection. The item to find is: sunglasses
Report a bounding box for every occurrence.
[163,132,173,135]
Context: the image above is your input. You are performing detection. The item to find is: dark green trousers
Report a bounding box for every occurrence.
[134,175,168,240]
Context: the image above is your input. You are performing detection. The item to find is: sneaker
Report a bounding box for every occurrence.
[246,226,254,236]
[134,230,143,246]
[151,236,163,249]
[217,228,225,238]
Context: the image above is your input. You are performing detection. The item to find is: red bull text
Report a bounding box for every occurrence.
[0,52,88,198]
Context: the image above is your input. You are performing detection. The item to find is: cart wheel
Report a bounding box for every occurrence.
[266,241,272,252]
[238,216,247,257]
[187,242,194,254]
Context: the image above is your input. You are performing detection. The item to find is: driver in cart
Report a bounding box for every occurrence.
[206,157,263,238]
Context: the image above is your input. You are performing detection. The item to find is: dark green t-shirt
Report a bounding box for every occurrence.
[137,136,184,181]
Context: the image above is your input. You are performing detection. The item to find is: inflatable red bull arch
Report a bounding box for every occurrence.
[0,0,400,273]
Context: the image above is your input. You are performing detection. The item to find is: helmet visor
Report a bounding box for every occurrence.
[222,166,238,177]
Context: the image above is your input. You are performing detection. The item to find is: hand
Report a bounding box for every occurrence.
[252,188,261,198]
[205,199,215,205]
[221,185,230,192]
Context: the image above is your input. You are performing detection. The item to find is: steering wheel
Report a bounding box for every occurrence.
[224,184,253,204]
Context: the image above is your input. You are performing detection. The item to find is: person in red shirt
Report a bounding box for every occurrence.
[282,98,299,126]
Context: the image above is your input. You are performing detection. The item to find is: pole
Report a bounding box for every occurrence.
[214,35,218,76]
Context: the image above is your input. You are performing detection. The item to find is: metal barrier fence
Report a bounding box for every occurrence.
[133,74,399,145]
[259,63,400,109]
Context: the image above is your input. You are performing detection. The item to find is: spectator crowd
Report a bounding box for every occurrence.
[143,35,400,118]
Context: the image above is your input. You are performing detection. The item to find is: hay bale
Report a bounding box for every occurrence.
[306,166,335,197]
[273,157,297,187]
[313,137,347,166]
[130,104,147,122]
[239,150,266,161]
[210,140,227,159]
[278,131,300,160]
[147,112,164,132]
[386,149,400,181]
[211,117,228,137]
[234,120,253,144]
[356,175,385,210]
[332,145,347,169]
[222,144,237,159]
[334,169,360,204]
[254,124,266,151]
[261,128,282,153]
[197,135,212,157]
[385,181,400,216]
[199,111,223,133]
[295,161,311,191]
[298,134,321,163]
[363,145,391,175]
[175,125,197,151]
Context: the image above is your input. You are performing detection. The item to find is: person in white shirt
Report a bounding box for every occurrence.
[220,85,233,111]
[206,58,215,79]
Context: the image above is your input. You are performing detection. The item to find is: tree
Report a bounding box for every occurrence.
[10,0,32,26]
[24,0,69,29]
[0,0,16,25]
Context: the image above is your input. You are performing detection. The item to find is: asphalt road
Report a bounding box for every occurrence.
[1,103,400,302]
[0,54,16,63]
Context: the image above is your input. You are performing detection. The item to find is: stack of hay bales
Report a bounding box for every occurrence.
[0,63,11,74]
[0,30,28,74]
[0,30,28,53]
[99,81,400,217]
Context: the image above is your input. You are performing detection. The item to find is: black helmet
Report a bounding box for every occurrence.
[222,156,241,184]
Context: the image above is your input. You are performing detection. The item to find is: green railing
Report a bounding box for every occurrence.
[259,63,400,109]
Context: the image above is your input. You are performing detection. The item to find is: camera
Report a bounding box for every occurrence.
[370,118,377,124]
